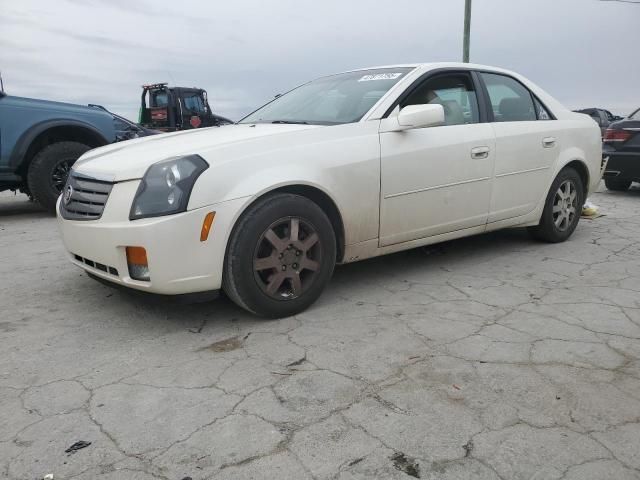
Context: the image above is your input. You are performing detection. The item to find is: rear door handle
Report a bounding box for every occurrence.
[542,137,556,148]
[470,146,490,159]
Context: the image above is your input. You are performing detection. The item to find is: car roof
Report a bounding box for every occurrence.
[337,62,518,76]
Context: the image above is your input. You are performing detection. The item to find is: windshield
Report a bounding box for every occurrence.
[629,108,640,120]
[240,67,413,125]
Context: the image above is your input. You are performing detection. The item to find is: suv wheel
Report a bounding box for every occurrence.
[223,193,336,318]
[27,141,91,213]
[604,178,631,192]
[529,167,584,243]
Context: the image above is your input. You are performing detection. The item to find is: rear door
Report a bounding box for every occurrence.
[478,72,559,223]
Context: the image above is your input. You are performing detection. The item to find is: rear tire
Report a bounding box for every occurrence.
[27,141,91,213]
[604,178,631,191]
[529,167,584,243]
[223,193,336,318]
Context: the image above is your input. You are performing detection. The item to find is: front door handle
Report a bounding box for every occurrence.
[542,137,556,148]
[471,146,490,159]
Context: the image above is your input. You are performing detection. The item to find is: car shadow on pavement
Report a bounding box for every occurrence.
[95,226,542,325]
[0,193,48,218]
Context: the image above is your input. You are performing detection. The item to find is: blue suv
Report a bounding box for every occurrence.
[0,87,153,211]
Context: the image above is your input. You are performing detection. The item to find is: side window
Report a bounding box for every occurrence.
[183,94,206,113]
[401,73,480,125]
[534,98,553,120]
[481,73,536,122]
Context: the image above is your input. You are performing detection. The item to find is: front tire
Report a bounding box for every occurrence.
[27,141,91,213]
[223,193,336,318]
[529,167,584,243]
[604,178,631,191]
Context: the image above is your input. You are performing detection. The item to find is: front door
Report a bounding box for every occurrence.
[179,91,208,129]
[379,71,495,247]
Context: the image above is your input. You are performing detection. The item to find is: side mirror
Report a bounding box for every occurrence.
[396,104,445,130]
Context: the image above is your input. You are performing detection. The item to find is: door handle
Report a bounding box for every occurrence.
[542,137,556,148]
[470,146,490,159]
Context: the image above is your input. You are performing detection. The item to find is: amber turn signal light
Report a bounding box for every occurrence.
[126,246,150,281]
[200,212,216,242]
[126,246,148,266]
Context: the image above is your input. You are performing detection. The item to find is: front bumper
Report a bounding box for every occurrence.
[57,179,248,295]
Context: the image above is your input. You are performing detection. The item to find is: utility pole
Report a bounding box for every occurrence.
[463,0,472,63]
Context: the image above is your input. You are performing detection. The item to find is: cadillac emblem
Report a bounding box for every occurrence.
[63,185,73,205]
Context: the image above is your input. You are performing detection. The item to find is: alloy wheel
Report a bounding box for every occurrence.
[253,217,322,300]
[51,160,71,193]
[552,179,578,232]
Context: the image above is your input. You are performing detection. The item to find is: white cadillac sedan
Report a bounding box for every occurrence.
[57,63,602,317]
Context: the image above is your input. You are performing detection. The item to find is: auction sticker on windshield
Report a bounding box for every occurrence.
[358,73,404,82]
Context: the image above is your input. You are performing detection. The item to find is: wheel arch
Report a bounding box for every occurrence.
[227,183,346,264]
[11,120,110,176]
[563,159,590,193]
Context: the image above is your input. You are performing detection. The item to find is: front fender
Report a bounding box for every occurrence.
[188,122,382,246]
[9,118,113,170]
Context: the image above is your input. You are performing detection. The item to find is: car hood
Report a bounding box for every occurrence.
[73,123,319,182]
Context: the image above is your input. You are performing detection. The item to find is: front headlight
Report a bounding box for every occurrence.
[130,154,208,220]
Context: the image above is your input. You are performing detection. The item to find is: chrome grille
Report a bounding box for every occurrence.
[60,175,113,220]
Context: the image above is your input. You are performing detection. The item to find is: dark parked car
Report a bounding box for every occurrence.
[0,89,156,212]
[574,108,614,137]
[602,107,640,191]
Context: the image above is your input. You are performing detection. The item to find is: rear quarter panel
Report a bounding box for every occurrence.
[553,113,603,194]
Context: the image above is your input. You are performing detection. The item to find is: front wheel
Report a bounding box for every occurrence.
[223,193,336,318]
[27,141,91,213]
[529,167,584,243]
[604,178,631,192]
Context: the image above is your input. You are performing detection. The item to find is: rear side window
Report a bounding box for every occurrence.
[534,98,552,120]
[481,73,536,122]
[401,73,480,125]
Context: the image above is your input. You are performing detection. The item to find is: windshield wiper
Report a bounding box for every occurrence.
[271,120,309,125]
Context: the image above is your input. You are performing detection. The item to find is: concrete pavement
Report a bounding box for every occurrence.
[1,187,639,479]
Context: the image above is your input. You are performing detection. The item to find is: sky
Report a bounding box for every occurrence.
[1,0,638,122]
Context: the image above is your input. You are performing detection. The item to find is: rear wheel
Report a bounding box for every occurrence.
[529,167,584,243]
[604,178,631,191]
[223,193,336,318]
[27,141,91,213]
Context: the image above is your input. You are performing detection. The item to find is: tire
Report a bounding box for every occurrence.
[604,178,631,192]
[223,193,336,318]
[27,141,91,213]
[529,167,585,243]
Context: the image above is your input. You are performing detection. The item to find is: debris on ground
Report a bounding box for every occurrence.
[43,474,54,480]
[198,336,243,352]
[286,355,306,367]
[64,440,91,454]
[463,439,474,457]
[582,199,604,219]
[390,452,420,478]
